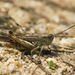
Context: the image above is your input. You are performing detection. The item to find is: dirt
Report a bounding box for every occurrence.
[0,0,75,75]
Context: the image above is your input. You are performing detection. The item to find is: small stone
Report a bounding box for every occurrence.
[8,64,15,71]
[14,61,21,68]
[7,58,15,64]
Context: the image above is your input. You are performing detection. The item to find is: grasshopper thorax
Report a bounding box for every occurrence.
[37,34,54,46]
[47,34,54,45]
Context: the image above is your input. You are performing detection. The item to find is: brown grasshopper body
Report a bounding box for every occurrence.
[8,31,54,58]
[0,33,54,51]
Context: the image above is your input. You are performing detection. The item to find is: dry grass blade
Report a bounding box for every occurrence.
[50,48,75,53]
[62,60,75,68]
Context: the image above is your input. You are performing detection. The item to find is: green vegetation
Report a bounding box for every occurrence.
[48,61,56,70]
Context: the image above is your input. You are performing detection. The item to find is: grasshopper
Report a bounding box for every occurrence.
[7,25,75,60]
[8,31,54,58]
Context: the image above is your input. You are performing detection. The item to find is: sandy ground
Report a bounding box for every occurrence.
[0,0,75,75]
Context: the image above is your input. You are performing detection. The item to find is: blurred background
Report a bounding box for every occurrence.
[0,0,75,36]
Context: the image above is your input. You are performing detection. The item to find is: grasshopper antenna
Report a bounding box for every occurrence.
[54,25,75,36]
[8,16,25,34]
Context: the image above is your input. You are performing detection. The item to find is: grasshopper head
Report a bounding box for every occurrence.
[40,34,54,45]
[45,34,54,45]
[48,34,54,42]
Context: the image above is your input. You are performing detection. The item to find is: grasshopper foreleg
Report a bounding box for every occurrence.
[31,46,39,60]
[39,46,44,58]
